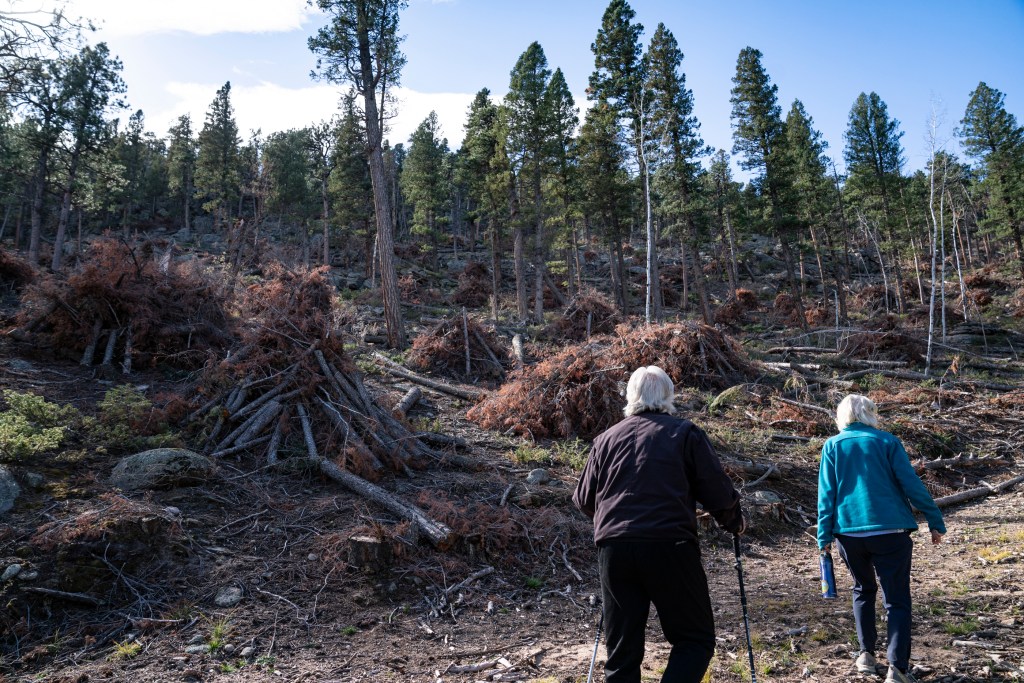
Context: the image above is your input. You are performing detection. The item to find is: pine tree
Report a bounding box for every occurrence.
[578,100,633,312]
[51,42,125,270]
[505,41,554,323]
[309,0,409,348]
[167,114,197,239]
[960,82,1024,278]
[786,99,848,320]
[646,23,708,322]
[844,91,908,312]
[195,81,240,231]
[730,46,805,326]
[401,111,450,269]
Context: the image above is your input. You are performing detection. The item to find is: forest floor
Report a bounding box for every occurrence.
[1,345,1022,683]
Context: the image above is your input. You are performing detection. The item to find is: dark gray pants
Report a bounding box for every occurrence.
[598,540,715,683]
[835,532,914,672]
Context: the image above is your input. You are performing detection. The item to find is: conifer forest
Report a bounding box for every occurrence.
[0,2,1023,682]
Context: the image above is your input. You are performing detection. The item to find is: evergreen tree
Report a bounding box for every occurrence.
[195,81,240,230]
[544,68,580,299]
[457,89,504,319]
[960,82,1024,278]
[786,99,848,320]
[19,58,65,264]
[401,111,450,268]
[50,42,125,270]
[730,46,805,326]
[645,23,708,322]
[844,91,907,312]
[307,118,337,265]
[167,114,197,238]
[505,41,554,323]
[578,100,633,312]
[309,0,409,348]
[705,150,742,297]
[329,91,374,273]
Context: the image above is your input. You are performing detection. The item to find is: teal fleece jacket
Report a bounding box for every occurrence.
[817,423,946,549]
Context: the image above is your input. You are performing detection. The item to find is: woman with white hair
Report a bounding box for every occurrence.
[573,366,744,683]
[817,394,946,683]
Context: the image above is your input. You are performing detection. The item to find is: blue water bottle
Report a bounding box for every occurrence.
[819,548,838,599]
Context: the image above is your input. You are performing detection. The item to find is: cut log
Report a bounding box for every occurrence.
[80,319,102,366]
[916,455,1012,471]
[371,352,485,401]
[318,459,454,549]
[511,334,525,371]
[393,387,422,417]
[934,474,1024,509]
[348,534,393,571]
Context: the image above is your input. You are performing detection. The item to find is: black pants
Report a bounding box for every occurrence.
[835,532,914,672]
[598,540,715,683]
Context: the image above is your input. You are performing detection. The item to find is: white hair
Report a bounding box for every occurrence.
[624,366,676,416]
[835,394,879,430]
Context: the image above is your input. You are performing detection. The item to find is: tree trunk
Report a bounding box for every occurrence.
[533,173,544,325]
[362,90,405,349]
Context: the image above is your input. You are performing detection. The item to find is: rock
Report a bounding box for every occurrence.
[18,570,38,581]
[23,472,45,489]
[2,564,22,581]
[526,468,550,485]
[184,644,209,655]
[223,644,235,654]
[749,489,783,505]
[214,585,243,607]
[165,506,181,517]
[240,647,254,658]
[188,634,205,645]
[0,466,20,515]
[111,448,215,491]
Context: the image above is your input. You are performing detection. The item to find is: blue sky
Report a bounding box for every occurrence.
[36,0,1024,176]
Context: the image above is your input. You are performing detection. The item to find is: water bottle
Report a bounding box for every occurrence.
[819,548,838,599]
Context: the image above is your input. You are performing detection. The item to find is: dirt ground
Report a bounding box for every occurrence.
[1,354,1023,683]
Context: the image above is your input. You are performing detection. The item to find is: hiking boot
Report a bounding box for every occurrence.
[855,651,878,674]
[885,666,919,683]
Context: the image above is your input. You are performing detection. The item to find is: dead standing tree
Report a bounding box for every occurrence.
[191,264,458,548]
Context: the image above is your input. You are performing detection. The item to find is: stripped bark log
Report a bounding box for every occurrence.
[394,387,422,417]
[81,319,102,366]
[512,334,525,371]
[121,325,133,374]
[371,352,485,401]
[933,474,1024,509]
[917,455,1012,471]
[318,458,454,549]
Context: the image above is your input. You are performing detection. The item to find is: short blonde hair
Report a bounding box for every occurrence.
[624,366,675,416]
[835,394,878,430]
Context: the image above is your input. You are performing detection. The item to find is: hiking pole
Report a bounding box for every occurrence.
[733,533,758,683]
[586,611,604,683]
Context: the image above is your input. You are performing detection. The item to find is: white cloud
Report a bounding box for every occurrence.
[60,0,315,36]
[146,81,475,149]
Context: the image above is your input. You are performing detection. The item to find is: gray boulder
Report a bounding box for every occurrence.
[0,466,20,515]
[111,448,215,491]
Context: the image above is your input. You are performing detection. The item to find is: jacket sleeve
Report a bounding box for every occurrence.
[572,445,599,519]
[687,427,743,533]
[889,437,947,534]
[817,442,838,548]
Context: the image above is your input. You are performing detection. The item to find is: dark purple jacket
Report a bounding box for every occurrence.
[573,412,742,544]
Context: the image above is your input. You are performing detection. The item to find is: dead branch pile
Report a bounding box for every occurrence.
[770,293,804,327]
[10,238,232,370]
[607,322,758,391]
[0,248,35,292]
[399,273,443,305]
[466,343,621,439]
[407,312,507,382]
[190,263,457,545]
[468,323,758,440]
[542,287,620,341]
[715,288,760,327]
[840,328,925,364]
[451,262,491,308]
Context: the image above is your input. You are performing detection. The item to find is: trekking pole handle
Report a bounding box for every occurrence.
[734,533,758,683]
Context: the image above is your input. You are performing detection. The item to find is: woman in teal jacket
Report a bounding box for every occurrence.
[817,394,946,683]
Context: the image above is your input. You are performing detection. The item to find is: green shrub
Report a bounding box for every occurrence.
[88,385,180,451]
[0,390,80,460]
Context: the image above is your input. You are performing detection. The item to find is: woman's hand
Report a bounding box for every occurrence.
[930,529,944,545]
